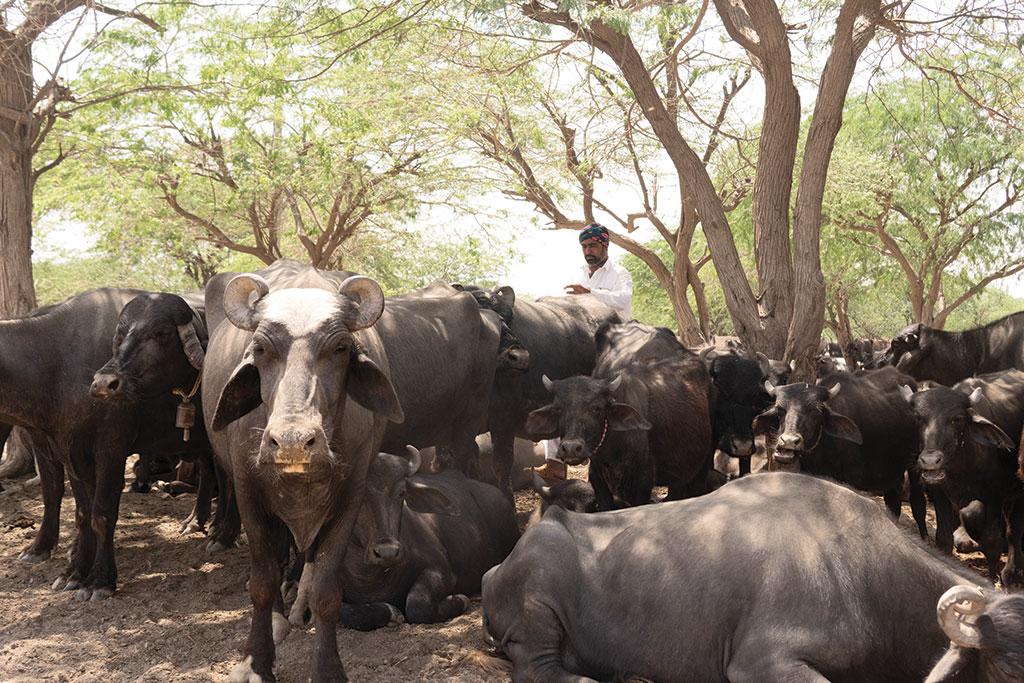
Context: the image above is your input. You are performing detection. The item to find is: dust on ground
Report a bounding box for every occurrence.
[0,462,990,682]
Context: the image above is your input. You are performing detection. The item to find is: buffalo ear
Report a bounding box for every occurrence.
[607,402,651,431]
[493,286,515,308]
[968,412,1014,450]
[347,352,404,424]
[406,479,459,516]
[752,408,779,436]
[212,358,262,430]
[524,405,561,440]
[824,410,862,445]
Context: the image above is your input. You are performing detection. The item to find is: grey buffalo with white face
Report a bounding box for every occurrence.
[202,263,402,683]
[482,473,993,682]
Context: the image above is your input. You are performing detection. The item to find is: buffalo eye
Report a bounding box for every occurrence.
[334,342,350,356]
[252,343,266,358]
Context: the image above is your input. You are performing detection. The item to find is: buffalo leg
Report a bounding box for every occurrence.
[621,454,655,507]
[60,464,97,593]
[960,500,1004,581]
[130,453,152,493]
[929,486,955,554]
[85,450,128,599]
[588,466,614,512]
[20,450,63,563]
[882,488,902,520]
[738,455,751,477]
[405,568,469,624]
[907,470,928,539]
[338,603,401,631]
[182,454,215,535]
[1000,500,1024,588]
[232,491,282,683]
[505,600,597,683]
[450,432,481,481]
[490,427,516,496]
[209,471,240,551]
[309,493,366,682]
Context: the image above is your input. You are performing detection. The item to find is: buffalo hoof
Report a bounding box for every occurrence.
[229,656,270,683]
[130,481,151,494]
[90,586,114,601]
[272,612,290,645]
[19,548,51,564]
[74,587,93,602]
[386,604,404,626]
[180,516,205,536]
[206,539,231,553]
[287,603,310,628]
[1000,566,1024,589]
[60,577,84,592]
[953,527,980,553]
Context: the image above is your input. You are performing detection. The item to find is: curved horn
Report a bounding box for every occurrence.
[937,585,988,648]
[404,445,421,477]
[338,276,385,331]
[764,380,776,397]
[968,387,984,405]
[899,384,915,404]
[177,323,205,370]
[699,346,717,365]
[530,471,552,498]
[828,383,841,399]
[223,274,270,331]
[541,374,555,393]
[607,375,622,393]
[754,352,771,378]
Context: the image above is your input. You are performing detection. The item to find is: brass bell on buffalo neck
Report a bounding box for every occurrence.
[176,400,196,442]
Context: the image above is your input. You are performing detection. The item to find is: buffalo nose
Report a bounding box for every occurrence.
[777,432,803,450]
[558,439,586,464]
[263,420,326,472]
[369,540,401,565]
[730,436,754,457]
[919,450,943,470]
[90,371,122,399]
[504,348,530,370]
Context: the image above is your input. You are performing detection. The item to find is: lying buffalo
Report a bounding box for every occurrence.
[288,446,518,630]
[885,312,1024,385]
[526,322,713,509]
[203,263,403,682]
[482,473,994,682]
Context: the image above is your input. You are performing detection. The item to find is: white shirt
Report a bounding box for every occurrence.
[578,259,633,320]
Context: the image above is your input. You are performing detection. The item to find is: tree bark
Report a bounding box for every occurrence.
[0,34,37,316]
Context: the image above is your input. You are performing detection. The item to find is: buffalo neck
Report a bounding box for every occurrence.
[917,327,982,385]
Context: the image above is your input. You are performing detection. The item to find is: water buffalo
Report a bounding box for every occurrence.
[902,372,1024,586]
[482,473,988,682]
[525,322,713,509]
[885,312,1024,385]
[753,366,928,537]
[526,472,597,528]
[288,446,518,631]
[202,263,403,682]
[701,348,772,476]
[90,292,239,544]
[457,286,621,494]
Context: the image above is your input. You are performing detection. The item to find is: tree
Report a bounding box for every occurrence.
[448,1,1021,377]
[828,72,1024,328]
[0,0,163,316]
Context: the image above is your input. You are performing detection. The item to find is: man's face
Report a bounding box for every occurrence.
[582,239,607,265]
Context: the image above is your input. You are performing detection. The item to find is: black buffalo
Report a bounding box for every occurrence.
[202,263,403,682]
[754,366,928,537]
[482,473,991,682]
[526,322,713,509]
[886,312,1024,385]
[700,347,772,476]
[458,286,621,493]
[902,371,1024,586]
[288,446,518,630]
[90,292,239,545]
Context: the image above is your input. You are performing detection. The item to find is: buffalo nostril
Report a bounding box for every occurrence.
[269,437,280,449]
[305,437,316,448]
[108,378,120,392]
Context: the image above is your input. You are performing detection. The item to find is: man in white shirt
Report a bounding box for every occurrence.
[533,222,634,482]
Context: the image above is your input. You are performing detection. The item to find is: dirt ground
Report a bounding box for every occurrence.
[0,461,991,682]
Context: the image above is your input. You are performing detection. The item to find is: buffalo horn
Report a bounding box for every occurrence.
[764,380,776,397]
[699,346,717,364]
[223,274,270,331]
[338,276,385,331]
[542,374,555,393]
[936,584,987,648]
[530,471,552,499]
[607,375,622,393]
[968,387,984,405]
[754,352,771,378]
[898,384,914,404]
[828,383,841,399]
[177,323,205,370]
[405,445,421,476]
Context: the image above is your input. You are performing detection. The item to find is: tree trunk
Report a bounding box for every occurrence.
[0,35,37,317]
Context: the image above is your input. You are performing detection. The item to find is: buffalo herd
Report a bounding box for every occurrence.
[1,259,1024,681]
